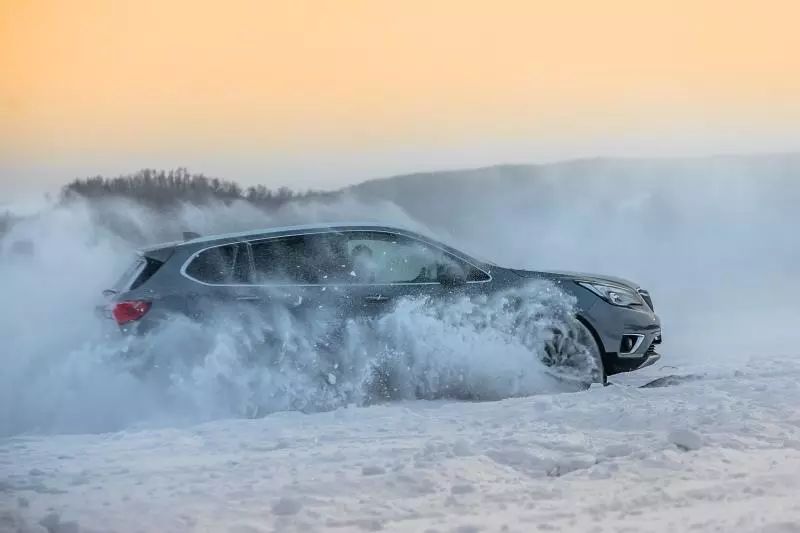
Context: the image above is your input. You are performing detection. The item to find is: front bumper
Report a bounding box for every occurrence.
[578,289,663,376]
[603,331,662,374]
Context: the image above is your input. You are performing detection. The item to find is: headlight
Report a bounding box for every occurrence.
[577,281,643,307]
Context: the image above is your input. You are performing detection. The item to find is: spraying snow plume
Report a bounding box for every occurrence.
[0,199,585,436]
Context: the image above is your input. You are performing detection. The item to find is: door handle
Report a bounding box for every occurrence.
[236,295,261,301]
[364,294,390,302]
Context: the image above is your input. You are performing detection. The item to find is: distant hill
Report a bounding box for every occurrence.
[339,153,800,257]
[59,154,800,225]
[10,153,797,262]
[347,153,800,219]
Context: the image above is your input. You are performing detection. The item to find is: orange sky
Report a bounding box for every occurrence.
[2,0,800,197]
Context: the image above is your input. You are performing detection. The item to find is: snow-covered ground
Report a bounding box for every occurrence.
[4,354,800,533]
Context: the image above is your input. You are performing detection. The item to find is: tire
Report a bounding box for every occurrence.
[542,319,606,387]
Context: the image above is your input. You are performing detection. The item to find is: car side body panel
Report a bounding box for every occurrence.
[108,223,662,376]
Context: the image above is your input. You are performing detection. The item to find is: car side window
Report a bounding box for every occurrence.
[190,232,490,286]
[336,231,489,284]
[249,233,351,284]
[185,243,250,284]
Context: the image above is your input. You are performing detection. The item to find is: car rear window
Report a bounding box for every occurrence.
[112,255,165,292]
[130,257,164,290]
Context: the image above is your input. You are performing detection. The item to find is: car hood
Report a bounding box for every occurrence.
[510,269,640,290]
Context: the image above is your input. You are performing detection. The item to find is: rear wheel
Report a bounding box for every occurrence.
[542,319,606,387]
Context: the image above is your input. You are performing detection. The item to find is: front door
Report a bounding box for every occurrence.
[321,230,493,319]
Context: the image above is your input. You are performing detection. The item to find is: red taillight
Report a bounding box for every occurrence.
[112,300,152,325]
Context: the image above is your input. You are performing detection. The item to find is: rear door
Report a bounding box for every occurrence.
[231,233,354,338]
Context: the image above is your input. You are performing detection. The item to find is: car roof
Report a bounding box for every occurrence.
[140,222,421,253]
[139,221,492,269]
[186,222,417,244]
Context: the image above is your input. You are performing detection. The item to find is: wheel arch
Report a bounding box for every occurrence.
[575,314,609,383]
[575,314,607,355]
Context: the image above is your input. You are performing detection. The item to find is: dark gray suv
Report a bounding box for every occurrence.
[105,223,662,382]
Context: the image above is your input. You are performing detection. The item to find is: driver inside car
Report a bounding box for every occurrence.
[350,243,377,283]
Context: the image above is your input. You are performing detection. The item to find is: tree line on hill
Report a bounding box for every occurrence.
[60,168,334,210]
[0,169,340,246]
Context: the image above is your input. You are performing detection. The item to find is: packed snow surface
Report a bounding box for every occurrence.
[3,355,800,532]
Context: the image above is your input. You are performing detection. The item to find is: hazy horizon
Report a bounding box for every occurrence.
[4,150,800,214]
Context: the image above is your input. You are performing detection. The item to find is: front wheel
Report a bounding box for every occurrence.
[542,319,606,387]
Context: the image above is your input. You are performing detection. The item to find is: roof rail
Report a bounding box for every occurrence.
[182,231,201,241]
